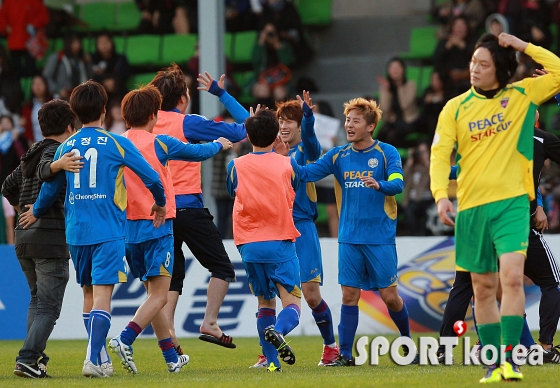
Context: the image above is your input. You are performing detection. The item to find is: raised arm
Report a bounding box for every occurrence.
[226,159,237,197]
[183,114,247,143]
[295,148,337,182]
[197,72,250,124]
[298,92,322,161]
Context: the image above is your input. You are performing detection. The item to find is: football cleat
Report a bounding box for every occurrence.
[108,336,138,374]
[479,364,502,384]
[264,328,296,365]
[168,354,190,373]
[100,362,114,377]
[501,358,523,382]
[13,361,49,378]
[266,363,282,372]
[250,354,268,368]
[543,345,560,364]
[325,354,355,367]
[318,345,340,366]
[82,360,108,378]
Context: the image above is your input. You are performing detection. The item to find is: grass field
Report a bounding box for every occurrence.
[1,333,558,387]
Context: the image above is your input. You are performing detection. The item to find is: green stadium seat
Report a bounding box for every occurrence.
[315,203,329,224]
[82,36,96,54]
[115,1,142,31]
[232,71,256,105]
[127,72,157,90]
[160,34,197,66]
[113,36,127,55]
[294,0,332,26]
[77,2,116,31]
[224,33,234,60]
[20,77,33,103]
[231,31,257,64]
[401,26,439,60]
[406,65,434,97]
[126,35,161,66]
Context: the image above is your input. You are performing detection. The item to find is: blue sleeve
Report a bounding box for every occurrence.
[289,157,300,191]
[449,165,458,180]
[33,173,65,217]
[377,146,404,196]
[219,91,250,124]
[555,92,560,106]
[183,114,247,143]
[155,135,222,163]
[537,186,543,207]
[296,148,336,182]
[120,137,166,207]
[226,159,237,197]
[300,108,322,161]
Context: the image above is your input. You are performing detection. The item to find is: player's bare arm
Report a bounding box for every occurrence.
[436,198,456,227]
[197,71,225,92]
[498,33,528,52]
[214,137,233,151]
[50,151,84,174]
[19,204,38,229]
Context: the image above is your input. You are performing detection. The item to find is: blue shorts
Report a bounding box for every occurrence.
[338,243,398,291]
[69,239,127,286]
[238,241,301,300]
[294,220,323,284]
[126,235,174,281]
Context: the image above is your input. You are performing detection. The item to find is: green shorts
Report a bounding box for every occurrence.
[455,195,529,274]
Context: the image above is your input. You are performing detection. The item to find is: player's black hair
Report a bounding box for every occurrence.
[38,99,76,137]
[69,80,108,124]
[474,33,518,89]
[245,110,279,148]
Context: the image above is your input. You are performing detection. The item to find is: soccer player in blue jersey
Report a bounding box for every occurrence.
[107,85,233,374]
[150,66,248,352]
[20,80,167,378]
[290,97,414,366]
[226,109,303,372]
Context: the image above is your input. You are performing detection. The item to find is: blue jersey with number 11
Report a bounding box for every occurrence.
[34,127,165,246]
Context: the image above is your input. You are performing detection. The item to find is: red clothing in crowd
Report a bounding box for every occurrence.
[0,0,49,51]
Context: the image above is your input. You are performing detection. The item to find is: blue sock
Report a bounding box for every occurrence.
[275,304,300,336]
[83,313,90,333]
[120,321,142,346]
[388,303,411,338]
[83,312,110,364]
[339,304,359,359]
[312,299,335,345]
[87,310,111,365]
[520,315,535,347]
[158,337,178,364]
[257,308,279,368]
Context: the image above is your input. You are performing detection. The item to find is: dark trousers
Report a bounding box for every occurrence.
[215,197,234,240]
[169,208,235,294]
[16,257,69,364]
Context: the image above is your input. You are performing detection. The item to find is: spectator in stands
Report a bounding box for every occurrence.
[417,71,452,140]
[136,0,193,34]
[377,57,419,149]
[258,0,312,67]
[485,12,509,36]
[0,46,24,122]
[21,75,53,143]
[0,0,49,79]
[226,0,258,32]
[103,98,127,135]
[518,0,552,49]
[0,115,29,184]
[497,0,524,36]
[433,0,488,38]
[44,0,85,38]
[90,32,131,98]
[42,33,90,100]
[433,16,476,97]
[403,142,433,236]
[251,23,294,107]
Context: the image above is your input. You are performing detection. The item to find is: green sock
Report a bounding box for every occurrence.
[478,322,501,363]
[501,315,524,359]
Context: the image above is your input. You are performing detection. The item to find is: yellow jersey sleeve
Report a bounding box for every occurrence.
[430,99,458,203]
[515,43,560,106]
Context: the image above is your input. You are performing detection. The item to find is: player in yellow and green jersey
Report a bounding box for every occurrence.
[430,33,560,383]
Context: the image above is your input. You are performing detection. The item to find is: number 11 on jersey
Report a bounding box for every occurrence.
[71,148,98,189]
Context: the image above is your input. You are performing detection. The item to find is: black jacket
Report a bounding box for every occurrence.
[1,139,68,259]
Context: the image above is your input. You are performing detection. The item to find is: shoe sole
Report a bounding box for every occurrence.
[108,339,137,374]
[265,331,296,365]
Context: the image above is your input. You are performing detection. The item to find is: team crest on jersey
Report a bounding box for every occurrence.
[368,158,378,168]
[68,192,74,205]
[500,97,509,108]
